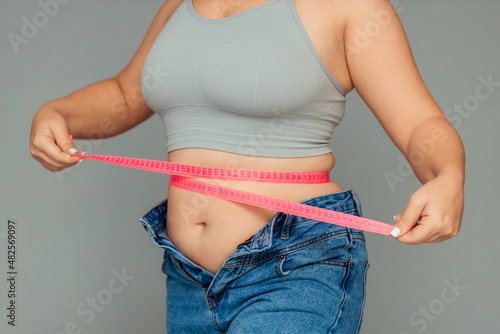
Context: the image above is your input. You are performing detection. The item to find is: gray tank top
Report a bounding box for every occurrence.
[141,0,347,158]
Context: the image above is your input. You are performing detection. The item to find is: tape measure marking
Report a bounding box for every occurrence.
[78,154,393,235]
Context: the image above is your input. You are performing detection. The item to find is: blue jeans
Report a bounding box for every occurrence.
[140,190,370,333]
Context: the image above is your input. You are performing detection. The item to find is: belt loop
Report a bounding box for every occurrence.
[350,190,363,217]
[249,211,284,251]
[250,223,272,251]
[281,213,292,240]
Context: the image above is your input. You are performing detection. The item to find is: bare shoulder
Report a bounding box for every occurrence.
[336,0,399,23]
[297,0,397,31]
[114,0,184,116]
[292,0,400,93]
[336,0,445,153]
[118,0,184,76]
[327,0,404,58]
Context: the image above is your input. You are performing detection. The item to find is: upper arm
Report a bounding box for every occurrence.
[114,0,184,123]
[344,0,445,155]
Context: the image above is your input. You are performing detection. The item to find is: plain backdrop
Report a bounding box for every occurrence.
[1,0,499,333]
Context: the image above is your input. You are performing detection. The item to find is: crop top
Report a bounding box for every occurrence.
[140,0,348,158]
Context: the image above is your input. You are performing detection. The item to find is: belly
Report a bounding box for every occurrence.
[165,148,343,274]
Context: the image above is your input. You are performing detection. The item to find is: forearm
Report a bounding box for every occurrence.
[404,116,465,186]
[38,76,152,140]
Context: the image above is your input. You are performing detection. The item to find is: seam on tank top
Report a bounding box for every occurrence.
[193,25,214,149]
[253,29,288,116]
[142,81,159,112]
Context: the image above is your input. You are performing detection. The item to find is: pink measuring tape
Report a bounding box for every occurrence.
[75,153,394,235]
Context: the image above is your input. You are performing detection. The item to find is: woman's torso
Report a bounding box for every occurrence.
[162,0,354,274]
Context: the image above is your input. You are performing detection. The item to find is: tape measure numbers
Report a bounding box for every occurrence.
[76,154,394,235]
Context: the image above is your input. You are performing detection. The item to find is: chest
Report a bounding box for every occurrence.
[141,0,346,117]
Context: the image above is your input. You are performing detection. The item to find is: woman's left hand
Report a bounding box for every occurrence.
[391,172,464,244]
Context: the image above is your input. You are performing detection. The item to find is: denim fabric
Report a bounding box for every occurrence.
[140,190,370,334]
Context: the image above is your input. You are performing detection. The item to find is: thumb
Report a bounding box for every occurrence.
[55,131,79,156]
[391,200,423,238]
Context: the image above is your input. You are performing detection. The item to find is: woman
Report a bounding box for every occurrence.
[30,0,465,333]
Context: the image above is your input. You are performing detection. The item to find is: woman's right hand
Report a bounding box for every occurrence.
[29,0,184,173]
[30,106,85,172]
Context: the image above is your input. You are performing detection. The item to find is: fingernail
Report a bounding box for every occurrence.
[390,227,401,238]
[69,148,78,154]
[393,215,397,223]
[77,159,84,164]
[81,151,86,155]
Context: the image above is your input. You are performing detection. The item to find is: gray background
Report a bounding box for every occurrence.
[0,0,498,333]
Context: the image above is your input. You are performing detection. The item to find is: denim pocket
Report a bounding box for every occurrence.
[274,233,352,277]
[275,253,349,277]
